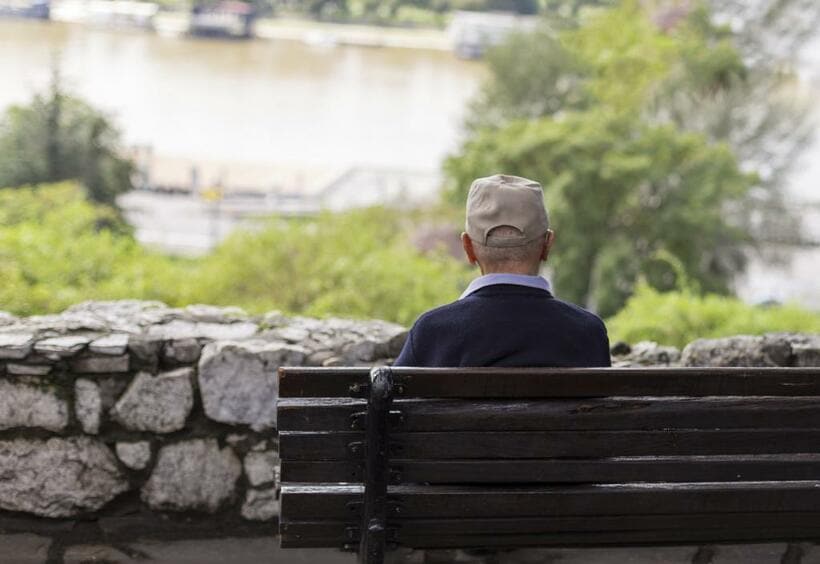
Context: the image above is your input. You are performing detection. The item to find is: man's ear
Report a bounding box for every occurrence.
[541,230,555,262]
[461,232,478,265]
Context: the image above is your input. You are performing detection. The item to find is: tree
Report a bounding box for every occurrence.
[446,2,768,316]
[446,109,754,316]
[468,1,818,243]
[0,71,134,206]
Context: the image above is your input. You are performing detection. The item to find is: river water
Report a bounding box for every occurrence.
[1,18,818,307]
[0,19,483,173]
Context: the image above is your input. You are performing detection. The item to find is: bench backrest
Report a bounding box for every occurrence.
[277,366,820,559]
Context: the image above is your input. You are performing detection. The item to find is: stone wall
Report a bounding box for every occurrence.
[0,300,817,563]
[0,301,406,562]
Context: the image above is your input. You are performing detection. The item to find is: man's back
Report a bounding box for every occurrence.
[395,284,610,367]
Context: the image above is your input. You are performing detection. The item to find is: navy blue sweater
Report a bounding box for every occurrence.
[394,284,611,367]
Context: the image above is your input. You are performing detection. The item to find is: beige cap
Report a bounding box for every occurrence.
[465,174,549,247]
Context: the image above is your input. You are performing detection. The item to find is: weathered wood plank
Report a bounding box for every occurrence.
[281,454,820,484]
[279,367,370,398]
[281,531,820,549]
[278,367,820,398]
[280,513,820,547]
[280,481,820,521]
[279,429,820,461]
[277,397,820,432]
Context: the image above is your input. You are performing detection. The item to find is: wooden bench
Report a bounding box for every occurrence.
[277,366,820,563]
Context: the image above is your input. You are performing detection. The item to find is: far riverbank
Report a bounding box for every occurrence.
[46,0,457,52]
[253,16,451,51]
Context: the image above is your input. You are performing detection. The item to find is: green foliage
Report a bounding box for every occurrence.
[188,207,472,325]
[447,1,769,316]
[0,184,471,326]
[0,72,134,207]
[0,183,186,316]
[446,108,754,317]
[608,282,820,348]
[466,26,590,129]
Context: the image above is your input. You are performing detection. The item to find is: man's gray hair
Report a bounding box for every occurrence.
[473,226,544,269]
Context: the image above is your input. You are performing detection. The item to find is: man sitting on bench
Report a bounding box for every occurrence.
[395,173,610,368]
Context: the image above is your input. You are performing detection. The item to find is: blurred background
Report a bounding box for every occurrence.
[0,0,818,346]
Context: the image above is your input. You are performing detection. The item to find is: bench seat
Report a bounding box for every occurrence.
[277,367,820,561]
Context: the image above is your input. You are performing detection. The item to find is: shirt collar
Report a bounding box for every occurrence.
[459,273,553,300]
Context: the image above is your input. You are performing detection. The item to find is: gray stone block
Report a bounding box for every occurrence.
[198,341,306,430]
[163,338,202,364]
[127,337,163,365]
[89,333,130,355]
[243,451,278,487]
[75,378,102,434]
[33,335,90,359]
[142,439,241,513]
[0,378,68,431]
[115,441,152,470]
[110,369,194,433]
[0,311,18,326]
[612,341,681,367]
[6,363,52,376]
[147,319,258,341]
[0,333,35,359]
[792,335,820,367]
[240,487,278,521]
[681,334,793,367]
[71,354,130,374]
[0,437,128,517]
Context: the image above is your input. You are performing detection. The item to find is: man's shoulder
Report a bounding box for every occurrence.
[411,291,605,332]
[411,299,469,329]
[550,296,607,331]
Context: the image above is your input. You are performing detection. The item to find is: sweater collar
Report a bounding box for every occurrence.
[459,273,553,300]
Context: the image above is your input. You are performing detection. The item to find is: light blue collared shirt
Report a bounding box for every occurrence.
[459,273,553,300]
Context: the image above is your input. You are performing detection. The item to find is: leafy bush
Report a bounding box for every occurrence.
[0,184,472,326]
[607,282,820,348]
[188,207,472,325]
[0,183,187,316]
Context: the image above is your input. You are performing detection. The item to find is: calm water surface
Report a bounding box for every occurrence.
[0,19,484,171]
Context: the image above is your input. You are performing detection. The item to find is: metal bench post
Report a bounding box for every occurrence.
[359,367,394,564]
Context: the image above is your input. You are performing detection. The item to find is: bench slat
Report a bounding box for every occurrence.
[281,527,820,549]
[280,429,820,461]
[281,481,820,520]
[278,367,820,398]
[281,454,820,484]
[277,397,820,432]
[280,513,820,548]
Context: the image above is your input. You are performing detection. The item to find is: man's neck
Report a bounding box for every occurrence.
[479,265,541,276]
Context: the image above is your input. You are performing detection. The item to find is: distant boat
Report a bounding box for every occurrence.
[190,0,255,39]
[0,0,49,19]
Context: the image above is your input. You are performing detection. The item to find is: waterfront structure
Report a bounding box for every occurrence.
[49,0,158,28]
[0,0,48,19]
[190,0,255,38]
[447,10,537,59]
